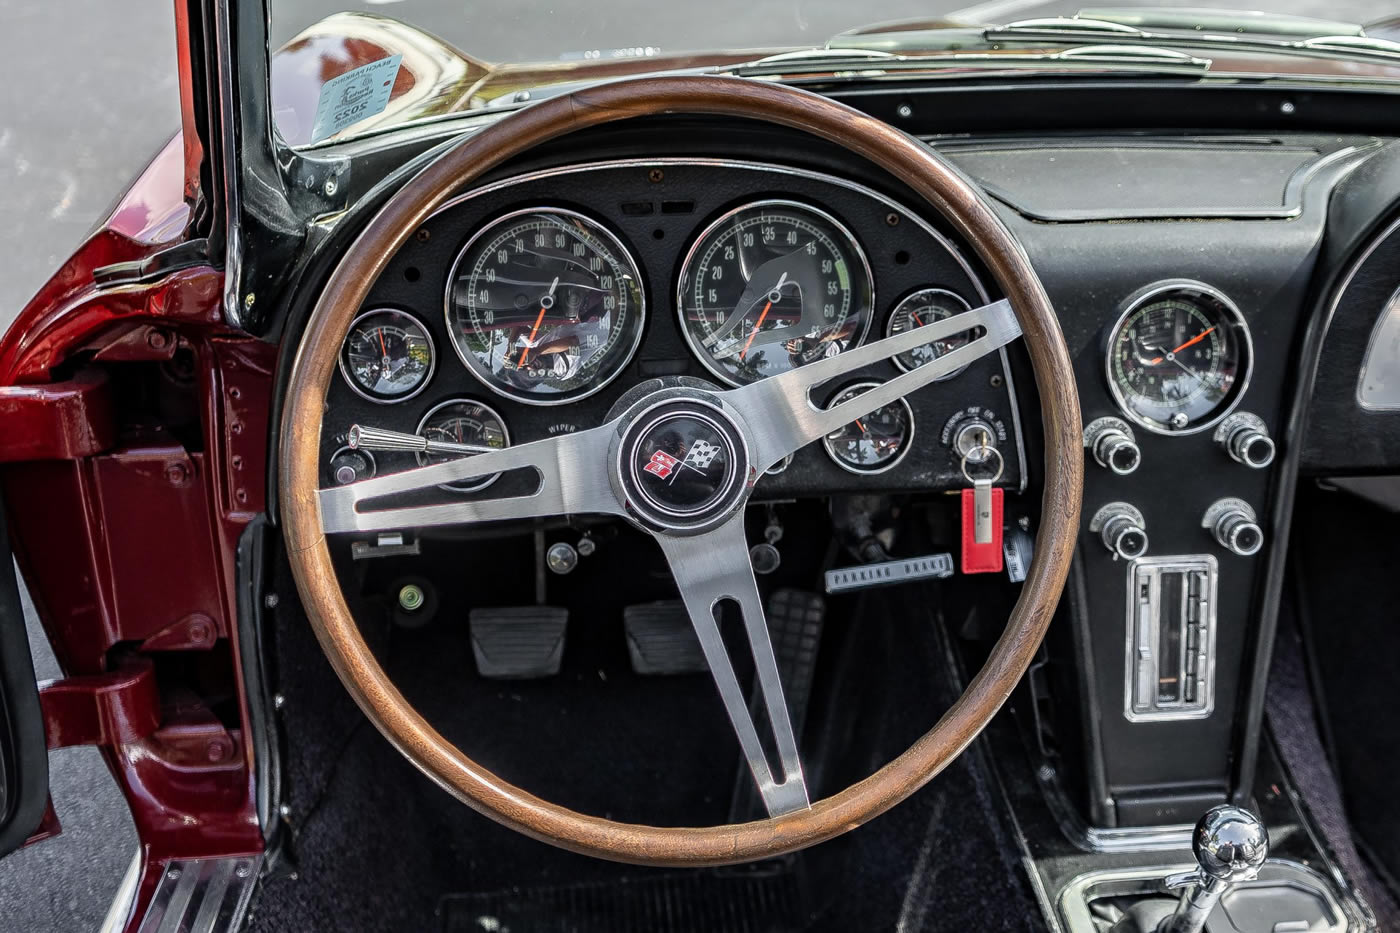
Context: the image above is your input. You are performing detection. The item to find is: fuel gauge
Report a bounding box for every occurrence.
[822,381,915,474]
[885,288,976,378]
[340,308,435,402]
[415,398,511,492]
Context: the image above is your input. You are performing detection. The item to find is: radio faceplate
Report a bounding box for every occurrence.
[1124,555,1219,722]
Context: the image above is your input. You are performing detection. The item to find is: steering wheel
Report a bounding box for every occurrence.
[280,75,1081,866]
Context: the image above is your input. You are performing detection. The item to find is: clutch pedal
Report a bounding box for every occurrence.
[468,606,568,679]
[623,600,707,675]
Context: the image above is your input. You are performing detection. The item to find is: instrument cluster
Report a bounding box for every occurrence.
[319,160,1026,498]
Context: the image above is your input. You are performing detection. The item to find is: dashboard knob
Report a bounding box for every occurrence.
[1083,417,1141,476]
[1214,412,1275,469]
[1202,498,1264,557]
[329,447,375,486]
[1089,502,1149,561]
[1225,425,1275,469]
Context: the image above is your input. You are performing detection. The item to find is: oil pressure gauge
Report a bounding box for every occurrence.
[340,308,435,403]
[822,381,914,474]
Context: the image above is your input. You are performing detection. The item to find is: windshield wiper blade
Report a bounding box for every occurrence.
[1300,35,1400,57]
[726,43,1209,79]
[986,17,1149,41]
[987,15,1400,62]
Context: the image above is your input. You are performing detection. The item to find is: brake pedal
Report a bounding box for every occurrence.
[468,606,568,679]
[623,600,707,675]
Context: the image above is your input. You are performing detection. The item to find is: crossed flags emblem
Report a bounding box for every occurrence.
[643,439,721,482]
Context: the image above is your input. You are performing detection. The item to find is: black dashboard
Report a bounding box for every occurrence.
[300,111,1400,836]
[317,158,1027,500]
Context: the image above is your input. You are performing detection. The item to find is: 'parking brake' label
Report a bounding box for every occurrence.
[311,54,402,144]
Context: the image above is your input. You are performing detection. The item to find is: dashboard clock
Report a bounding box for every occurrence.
[1105,281,1252,435]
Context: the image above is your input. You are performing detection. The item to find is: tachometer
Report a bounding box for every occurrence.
[339,308,435,403]
[1106,282,1251,434]
[445,208,645,405]
[677,200,874,386]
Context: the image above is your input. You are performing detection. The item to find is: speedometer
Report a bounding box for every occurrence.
[677,200,874,386]
[1106,282,1252,434]
[445,208,645,405]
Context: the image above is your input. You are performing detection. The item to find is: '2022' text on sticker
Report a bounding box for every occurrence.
[311,54,403,144]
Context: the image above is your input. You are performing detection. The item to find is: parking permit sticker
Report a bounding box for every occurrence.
[311,54,402,143]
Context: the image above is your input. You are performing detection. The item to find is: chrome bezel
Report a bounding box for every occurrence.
[413,397,511,493]
[1103,279,1253,436]
[821,380,916,475]
[442,206,647,407]
[421,158,1027,493]
[885,287,975,378]
[675,198,876,388]
[337,308,436,404]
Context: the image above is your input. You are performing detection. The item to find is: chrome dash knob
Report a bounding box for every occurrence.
[1202,498,1263,557]
[1084,416,1142,476]
[1215,413,1275,469]
[1090,502,1149,561]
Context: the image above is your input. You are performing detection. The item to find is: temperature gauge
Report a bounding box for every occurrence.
[822,381,915,474]
[340,308,435,403]
[885,288,976,378]
[414,399,511,492]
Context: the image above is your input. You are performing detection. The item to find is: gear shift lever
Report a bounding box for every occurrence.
[1158,805,1270,933]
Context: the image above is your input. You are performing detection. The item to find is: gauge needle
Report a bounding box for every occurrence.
[855,419,869,434]
[1170,325,1216,355]
[740,300,774,360]
[1146,326,1216,364]
[516,277,559,368]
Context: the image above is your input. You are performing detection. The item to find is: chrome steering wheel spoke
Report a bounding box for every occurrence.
[730,298,1020,470]
[654,514,810,817]
[317,423,625,534]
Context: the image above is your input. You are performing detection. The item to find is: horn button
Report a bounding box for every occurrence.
[617,398,750,532]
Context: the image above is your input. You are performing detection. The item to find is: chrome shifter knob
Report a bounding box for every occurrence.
[1159,805,1269,933]
[1194,805,1269,883]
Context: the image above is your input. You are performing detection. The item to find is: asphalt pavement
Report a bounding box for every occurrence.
[2,0,1396,930]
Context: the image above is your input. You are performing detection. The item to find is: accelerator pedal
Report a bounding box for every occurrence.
[623,600,707,675]
[468,606,568,679]
[728,588,826,821]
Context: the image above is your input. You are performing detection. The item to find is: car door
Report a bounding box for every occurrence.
[0,493,48,857]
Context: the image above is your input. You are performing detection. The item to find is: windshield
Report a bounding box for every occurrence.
[268,0,1400,147]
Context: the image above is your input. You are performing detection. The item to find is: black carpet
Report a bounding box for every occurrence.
[1268,611,1400,931]
[1290,481,1400,924]
[440,871,801,933]
[246,548,1043,932]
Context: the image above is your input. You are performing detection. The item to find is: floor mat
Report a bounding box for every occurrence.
[439,870,801,933]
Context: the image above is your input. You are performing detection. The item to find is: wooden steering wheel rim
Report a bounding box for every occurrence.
[279,75,1082,866]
